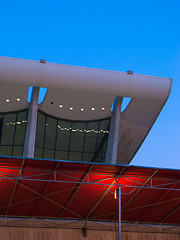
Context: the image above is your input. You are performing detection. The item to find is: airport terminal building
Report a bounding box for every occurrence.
[0,56,172,164]
[0,57,179,240]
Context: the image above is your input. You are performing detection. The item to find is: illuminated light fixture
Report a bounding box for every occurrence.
[17,98,21,101]
[59,105,63,108]
[81,108,84,111]
[92,107,95,111]
[6,99,10,102]
[114,189,119,199]
[102,107,105,110]
[70,107,73,110]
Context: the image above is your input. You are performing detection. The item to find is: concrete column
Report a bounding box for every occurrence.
[23,87,39,158]
[105,97,122,164]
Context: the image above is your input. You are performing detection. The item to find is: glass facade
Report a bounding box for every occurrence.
[0,110,28,157]
[0,109,110,163]
[35,111,110,163]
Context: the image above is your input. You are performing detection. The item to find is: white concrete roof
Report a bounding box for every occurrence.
[0,56,172,164]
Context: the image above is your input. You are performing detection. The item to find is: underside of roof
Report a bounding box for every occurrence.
[0,156,179,225]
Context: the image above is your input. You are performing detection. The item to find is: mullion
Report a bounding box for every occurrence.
[11,113,18,156]
[21,110,28,156]
[53,119,58,159]
[0,114,4,147]
[81,122,87,161]
[42,115,47,158]
[67,121,73,160]
[93,121,100,162]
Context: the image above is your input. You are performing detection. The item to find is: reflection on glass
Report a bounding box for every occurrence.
[35,111,110,163]
[0,110,28,157]
[56,120,71,151]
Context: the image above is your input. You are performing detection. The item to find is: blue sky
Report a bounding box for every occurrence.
[0,0,179,169]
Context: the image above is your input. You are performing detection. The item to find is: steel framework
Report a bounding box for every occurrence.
[0,156,180,239]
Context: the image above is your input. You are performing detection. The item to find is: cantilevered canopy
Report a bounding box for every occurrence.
[0,56,171,120]
[0,156,179,225]
[0,56,172,164]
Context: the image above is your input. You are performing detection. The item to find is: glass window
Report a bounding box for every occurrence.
[55,151,68,160]
[43,149,54,159]
[34,147,43,159]
[35,112,46,148]
[0,117,3,145]
[0,146,13,156]
[35,111,110,163]
[83,121,99,153]
[44,117,57,150]
[0,110,28,157]
[69,122,86,153]
[13,146,23,157]
[0,110,110,162]
[14,111,28,146]
[68,152,82,161]
[83,153,95,162]
[96,119,109,152]
[56,120,71,151]
[1,113,16,146]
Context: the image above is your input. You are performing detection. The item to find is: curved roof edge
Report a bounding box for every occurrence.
[0,56,172,100]
[0,56,172,164]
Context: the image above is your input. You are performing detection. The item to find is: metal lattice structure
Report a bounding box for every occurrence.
[0,156,180,224]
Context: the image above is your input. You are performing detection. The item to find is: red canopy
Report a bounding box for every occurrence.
[0,156,179,225]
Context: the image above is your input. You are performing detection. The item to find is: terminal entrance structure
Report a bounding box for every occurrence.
[0,56,179,240]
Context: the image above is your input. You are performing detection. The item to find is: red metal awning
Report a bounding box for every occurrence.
[0,156,179,225]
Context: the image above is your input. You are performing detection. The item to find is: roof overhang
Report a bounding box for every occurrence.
[0,56,171,119]
[0,56,172,164]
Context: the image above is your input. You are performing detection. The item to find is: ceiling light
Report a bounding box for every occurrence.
[70,107,73,110]
[6,99,10,102]
[17,98,21,101]
[102,107,105,110]
[59,105,63,108]
[81,108,84,111]
[92,107,95,111]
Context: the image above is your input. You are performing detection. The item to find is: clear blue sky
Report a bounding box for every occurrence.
[0,0,179,169]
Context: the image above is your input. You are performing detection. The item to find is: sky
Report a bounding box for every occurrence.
[0,0,179,169]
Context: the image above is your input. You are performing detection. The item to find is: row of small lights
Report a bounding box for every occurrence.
[57,125,108,134]
[5,121,108,133]
[4,100,106,112]
[59,105,105,111]
[5,120,27,126]
[5,98,21,102]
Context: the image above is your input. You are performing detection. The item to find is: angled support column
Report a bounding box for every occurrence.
[105,97,122,164]
[23,87,39,158]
